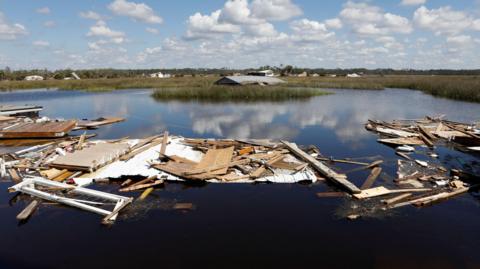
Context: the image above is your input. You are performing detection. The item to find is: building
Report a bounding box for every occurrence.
[346,73,361,78]
[215,76,285,86]
[149,72,171,78]
[247,70,275,77]
[24,75,44,81]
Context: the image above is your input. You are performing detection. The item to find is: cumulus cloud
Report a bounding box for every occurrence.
[219,0,264,25]
[446,35,472,46]
[290,19,335,42]
[325,18,343,29]
[413,6,477,35]
[79,11,103,20]
[33,40,50,47]
[250,0,302,21]
[400,0,426,6]
[108,0,163,24]
[340,1,412,36]
[0,12,28,40]
[87,20,125,39]
[185,10,240,39]
[36,7,50,14]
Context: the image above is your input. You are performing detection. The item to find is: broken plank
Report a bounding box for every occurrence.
[360,167,382,190]
[16,200,40,221]
[281,141,361,194]
[160,131,169,156]
[354,186,431,199]
[316,157,369,166]
[8,168,21,183]
[316,192,345,198]
[119,179,164,192]
[382,193,412,205]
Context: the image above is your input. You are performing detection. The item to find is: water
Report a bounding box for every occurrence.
[0,88,479,269]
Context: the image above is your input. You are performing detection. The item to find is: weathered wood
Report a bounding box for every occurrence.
[281,141,361,194]
[316,192,345,198]
[129,175,157,188]
[250,166,266,178]
[363,160,383,170]
[389,186,475,209]
[418,125,436,141]
[8,168,21,183]
[75,132,86,150]
[120,139,163,161]
[16,200,40,221]
[419,133,434,148]
[173,203,194,210]
[193,146,234,175]
[316,157,369,166]
[382,193,412,205]
[395,151,412,160]
[120,178,133,187]
[360,167,382,190]
[160,131,169,156]
[354,186,431,199]
[119,179,164,192]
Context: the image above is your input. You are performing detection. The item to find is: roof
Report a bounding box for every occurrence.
[215,76,285,85]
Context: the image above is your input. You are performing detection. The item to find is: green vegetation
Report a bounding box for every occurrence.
[151,85,330,102]
[0,75,479,103]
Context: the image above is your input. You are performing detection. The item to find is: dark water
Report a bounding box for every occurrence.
[0,88,479,269]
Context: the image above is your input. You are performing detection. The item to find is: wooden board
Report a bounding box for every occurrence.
[0,120,77,138]
[378,137,425,146]
[50,142,130,171]
[282,141,361,194]
[360,167,382,190]
[354,186,431,199]
[76,117,125,128]
[194,146,234,175]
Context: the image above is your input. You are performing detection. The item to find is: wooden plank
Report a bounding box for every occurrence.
[281,141,361,194]
[238,147,254,155]
[120,139,163,161]
[360,167,382,189]
[418,125,436,141]
[16,200,40,221]
[8,168,21,183]
[160,131,169,155]
[52,171,74,182]
[120,179,133,187]
[382,193,412,205]
[119,179,164,192]
[250,166,266,178]
[129,175,157,188]
[316,192,345,198]
[193,146,234,175]
[173,203,194,210]
[419,133,434,148]
[354,186,431,199]
[316,157,369,166]
[0,120,77,138]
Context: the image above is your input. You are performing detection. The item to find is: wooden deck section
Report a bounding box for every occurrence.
[0,120,77,138]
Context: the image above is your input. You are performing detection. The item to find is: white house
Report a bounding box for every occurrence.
[346,73,361,78]
[24,75,44,81]
[149,72,171,78]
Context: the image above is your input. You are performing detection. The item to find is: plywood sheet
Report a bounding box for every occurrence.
[194,146,234,175]
[0,120,77,138]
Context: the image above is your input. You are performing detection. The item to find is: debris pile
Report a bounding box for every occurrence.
[1,109,479,224]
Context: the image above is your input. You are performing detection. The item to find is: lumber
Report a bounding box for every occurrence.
[354,186,431,199]
[418,125,436,141]
[316,157,369,166]
[160,131,169,156]
[8,168,21,183]
[16,200,40,221]
[119,179,164,192]
[316,192,345,198]
[129,175,157,188]
[382,193,412,205]
[360,167,382,190]
[250,166,266,178]
[281,141,361,194]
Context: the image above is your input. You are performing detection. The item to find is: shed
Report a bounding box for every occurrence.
[215,76,285,86]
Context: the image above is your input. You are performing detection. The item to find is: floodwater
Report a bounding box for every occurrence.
[0,88,479,269]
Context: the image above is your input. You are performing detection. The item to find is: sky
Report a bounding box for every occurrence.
[0,0,480,70]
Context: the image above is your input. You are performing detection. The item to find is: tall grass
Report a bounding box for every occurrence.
[1,75,479,102]
[151,85,329,102]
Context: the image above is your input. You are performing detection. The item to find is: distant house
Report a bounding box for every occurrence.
[297,72,308,77]
[215,76,285,86]
[150,72,171,78]
[346,73,361,78]
[24,75,44,81]
[247,70,275,77]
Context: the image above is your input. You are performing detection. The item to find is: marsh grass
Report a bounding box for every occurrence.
[151,85,330,102]
[1,75,479,102]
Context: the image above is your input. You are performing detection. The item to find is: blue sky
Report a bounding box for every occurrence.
[0,0,479,70]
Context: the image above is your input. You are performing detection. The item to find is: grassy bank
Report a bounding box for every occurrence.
[1,75,479,102]
[151,85,329,102]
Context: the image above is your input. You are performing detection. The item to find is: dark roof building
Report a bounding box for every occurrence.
[215,76,285,86]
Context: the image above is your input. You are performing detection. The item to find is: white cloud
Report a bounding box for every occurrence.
[244,22,277,36]
[400,0,426,6]
[325,18,343,29]
[33,40,49,47]
[0,12,28,40]
[108,0,163,24]
[43,20,55,27]
[413,6,477,35]
[146,27,159,34]
[185,10,240,40]
[36,7,50,14]
[250,0,302,21]
[290,19,335,42]
[87,20,125,39]
[446,35,472,46]
[340,1,412,36]
[79,11,103,20]
[219,0,264,25]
